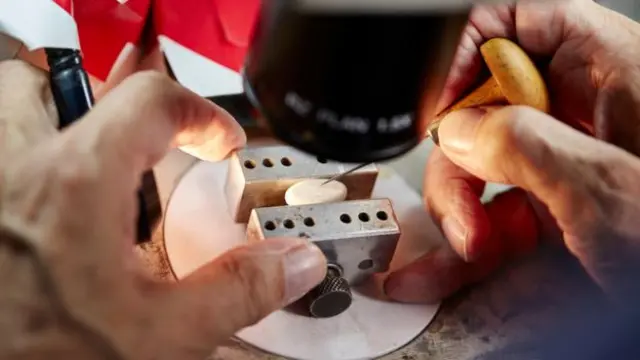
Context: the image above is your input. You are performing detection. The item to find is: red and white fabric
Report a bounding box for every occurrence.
[0,0,261,98]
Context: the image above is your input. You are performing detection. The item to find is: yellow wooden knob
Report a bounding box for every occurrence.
[427,38,550,143]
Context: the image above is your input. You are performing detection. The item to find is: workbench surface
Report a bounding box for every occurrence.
[142,144,603,360]
[140,227,599,360]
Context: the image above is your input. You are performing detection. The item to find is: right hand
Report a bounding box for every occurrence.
[384,0,640,304]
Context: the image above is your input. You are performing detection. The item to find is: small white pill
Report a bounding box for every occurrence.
[285,179,348,206]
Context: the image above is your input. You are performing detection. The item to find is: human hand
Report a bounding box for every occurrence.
[0,60,326,359]
[384,0,640,303]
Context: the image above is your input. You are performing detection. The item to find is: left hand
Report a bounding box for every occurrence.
[0,60,326,359]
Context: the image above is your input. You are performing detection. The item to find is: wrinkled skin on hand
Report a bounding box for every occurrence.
[0,61,326,359]
[384,0,640,305]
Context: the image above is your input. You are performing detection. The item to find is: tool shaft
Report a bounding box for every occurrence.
[322,121,443,185]
[322,162,372,185]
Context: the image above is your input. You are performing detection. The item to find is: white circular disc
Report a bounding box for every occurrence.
[165,161,441,360]
[285,178,348,206]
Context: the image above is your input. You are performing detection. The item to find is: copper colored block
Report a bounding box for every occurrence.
[225,145,379,223]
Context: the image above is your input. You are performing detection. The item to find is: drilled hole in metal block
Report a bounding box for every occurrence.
[317,157,328,164]
[283,219,295,229]
[264,221,276,231]
[262,158,274,167]
[303,217,315,227]
[358,259,374,270]
[340,214,351,224]
[358,212,370,222]
[281,157,292,167]
[298,232,311,239]
[244,160,256,169]
[376,211,388,221]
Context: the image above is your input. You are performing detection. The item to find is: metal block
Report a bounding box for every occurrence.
[225,145,379,223]
[246,199,400,287]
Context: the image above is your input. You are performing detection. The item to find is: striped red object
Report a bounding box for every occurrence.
[63,0,150,80]
[52,0,72,13]
[49,0,260,82]
[153,0,261,73]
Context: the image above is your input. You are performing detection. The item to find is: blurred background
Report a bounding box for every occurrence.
[598,0,639,20]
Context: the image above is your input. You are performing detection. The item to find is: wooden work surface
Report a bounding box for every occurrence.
[139,148,605,360]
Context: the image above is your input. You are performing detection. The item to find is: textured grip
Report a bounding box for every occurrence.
[308,268,352,318]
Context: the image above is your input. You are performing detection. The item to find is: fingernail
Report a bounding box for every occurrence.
[441,216,469,262]
[427,121,441,146]
[217,106,248,152]
[438,108,486,154]
[178,128,246,161]
[212,130,247,161]
[383,247,467,303]
[282,241,327,305]
[223,127,248,154]
[384,272,435,303]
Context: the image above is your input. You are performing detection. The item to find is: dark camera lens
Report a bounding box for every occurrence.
[244,1,470,163]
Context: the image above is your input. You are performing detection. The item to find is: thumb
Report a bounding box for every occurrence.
[436,105,640,232]
[151,238,326,356]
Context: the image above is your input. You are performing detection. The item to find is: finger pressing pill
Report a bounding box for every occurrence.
[285,179,348,206]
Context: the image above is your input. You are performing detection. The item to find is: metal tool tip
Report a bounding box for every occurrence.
[426,121,441,146]
[322,162,371,186]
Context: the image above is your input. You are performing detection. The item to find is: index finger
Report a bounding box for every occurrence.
[437,5,516,113]
[63,71,246,176]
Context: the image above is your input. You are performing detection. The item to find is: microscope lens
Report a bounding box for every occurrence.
[243,0,471,163]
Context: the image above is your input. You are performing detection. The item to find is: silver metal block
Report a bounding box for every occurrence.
[225,145,379,223]
[246,199,400,286]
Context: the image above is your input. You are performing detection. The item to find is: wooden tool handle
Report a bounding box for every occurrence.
[427,38,550,143]
[437,76,504,119]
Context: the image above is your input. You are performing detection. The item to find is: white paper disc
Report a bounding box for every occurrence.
[165,160,441,360]
[284,178,348,206]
